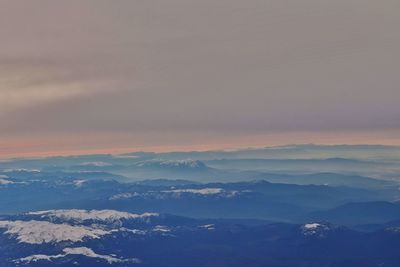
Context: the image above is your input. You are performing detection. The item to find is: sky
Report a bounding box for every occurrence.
[1,0,400,158]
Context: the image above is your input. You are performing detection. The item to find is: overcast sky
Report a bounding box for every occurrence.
[1,0,400,157]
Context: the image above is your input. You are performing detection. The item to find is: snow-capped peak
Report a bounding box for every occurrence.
[27,209,159,223]
[301,222,331,237]
[303,223,321,229]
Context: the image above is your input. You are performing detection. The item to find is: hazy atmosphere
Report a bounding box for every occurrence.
[2,2,400,266]
[1,0,400,157]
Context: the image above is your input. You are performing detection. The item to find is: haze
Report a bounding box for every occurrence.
[1,0,400,157]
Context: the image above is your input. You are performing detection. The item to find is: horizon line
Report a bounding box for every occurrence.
[1,142,399,161]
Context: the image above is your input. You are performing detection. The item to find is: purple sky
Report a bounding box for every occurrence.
[1,0,400,157]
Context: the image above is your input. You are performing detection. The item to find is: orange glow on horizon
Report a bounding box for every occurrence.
[1,129,400,160]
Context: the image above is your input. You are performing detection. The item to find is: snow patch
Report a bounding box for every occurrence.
[3,168,40,173]
[73,180,87,187]
[162,188,240,198]
[152,225,171,233]
[0,175,13,185]
[109,192,139,200]
[163,188,224,195]
[199,224,215,230]
[159,159,205,168]
[0,220,111,244]
[137,159,206,169]
[0,178,13,185]
[15,247,140,264]
[304,223,321,229]
[80,162,112,167]
[301,223,330,237]
[16,253,64,263]
[119,228,147,235]
[27,209,159,223]
[385,227,400,234]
